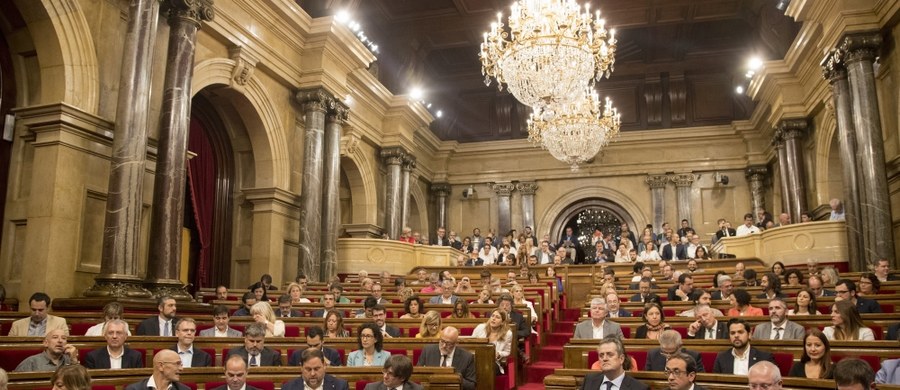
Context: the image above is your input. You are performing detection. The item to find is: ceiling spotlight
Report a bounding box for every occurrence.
[775,0,791,11]
[748,57,763,71]
[335,10,350,23]
[735,86,745,94]
[410,87,424,100]
[436,110,443,118]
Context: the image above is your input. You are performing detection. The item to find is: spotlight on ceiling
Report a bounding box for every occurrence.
[775,0,791,11]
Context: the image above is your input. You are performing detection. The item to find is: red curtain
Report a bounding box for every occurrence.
[187,118,216,289]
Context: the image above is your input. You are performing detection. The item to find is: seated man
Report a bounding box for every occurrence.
[233,292,256,317]
[312,292,339,318]
[605,292,630,318]
[14,329,78,372]
[331,284,351,303]
[125,350,191,390]
[227,323,281,366]
[747,361,783,390]
[687,304,728,340]
[666,352,708,390]
[212,355,262,390]
[710,275,734,301]
[282,349,348,390]
[464,249,484,266]
[428,280,459,305]
[835,358,877,390]
[85,302,132,336]
[630,278,659,303]
[215,285,229,300]
[136,295,178,336]
[751,298,805,340]
[371,283,388,305]
[355,296,378,319]
[84,319,143,369]
[836,279,882,314]
[289,326,342,366]
[679,290,724,318]
[417,326,476,390]
[372,305,401,338]
[583,336,649,390]
[667,274,694,302]
[275,294,301,318]
[875,258,898,282]
[574,298,624,339]
[8,292,68,336]
[712,318,775,374]
[200,305,243,337]
[248,274,277,291]
[645,330,704,372]
[736,213,761,236]
[170,318,211,367]
[365,355,423,390]
[876,338,900,384]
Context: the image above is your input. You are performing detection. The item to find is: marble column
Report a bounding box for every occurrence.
[399,156,416,231]
[772,132,791,217]
[822,49,865,270]
[145,0,213,298]
[841,32,896,265]
[745,166,768,224]
[380,147,406,239]
[516,181,538,230]
[85,0,160,298]
[296,89,332,282]
[321,102,347,282]
[431,183,451,232]
[645,175,668,232]
[779,119,809,223]
[671,173,694,226]
[492,182,516,236]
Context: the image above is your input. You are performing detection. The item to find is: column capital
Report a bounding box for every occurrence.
[401,155,417,172]
[516,181,538,195]
[326,100,350,123]
[295,88,334,113]
[821,48,848,83]
[645,175,669,189]
[839,32,882,64]
[430,183,451,196]
[745,166,769,179]
[380,146,407,165]
[162,0,214,25]
[670,173,695,187]
[492,182,516,197]
[775,118,808,141]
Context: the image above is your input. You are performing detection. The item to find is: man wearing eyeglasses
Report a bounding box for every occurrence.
[365,355,423,390]
[227,323,281,367]
[665,352,706,390]
[645,330,704,373]
[289,326,342,367]
[583,336,649,390]
[417,327,475,390]
[746,361,782,390]
[211,355,262,390]
[835,279,882,314]
[125,350,191,390]
[170,318,211,367]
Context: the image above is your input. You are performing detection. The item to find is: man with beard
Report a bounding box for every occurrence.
[14,328,79,371]
[282,349,348,390]
[227,323,282,366]
[583,336,649,390]
[712,318,775,374]
[751,298,805,340]
[136,295,178,336]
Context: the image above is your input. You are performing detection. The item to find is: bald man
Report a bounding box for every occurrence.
[14,329,78,372]
[417,327,475,390]
[747,361,782,390]
[125,350,191,390]
[211,355,262,390]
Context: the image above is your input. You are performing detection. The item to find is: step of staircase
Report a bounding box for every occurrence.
[537,345,564,362]
[526,360,564,383]
[545,331,571,345]
[553,320,576,334]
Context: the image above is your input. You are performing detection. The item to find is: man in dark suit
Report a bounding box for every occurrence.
[311,293,339,318]
[211,355,262,390]
[464,249,484,266]
[676,219,692,238]
[233,292,256,317]
[430,227,450,246]
[644,330,704,373]
[84,319,143,369]
[888,323,900,341]
[171,318,211,367]
[605,293,631,318]
[583,336,649,390]
[135,295,178,336]
[660,233,687,261]
[808,275,835,298]
[289,327,342,366]
[687,305,728,340]
[836,279,882,314]
[665,352,707,390]
[630,279,659,303]
[282,349,348,390]
[710,275,734,301]
[125,350,191,390]
[747,361,784,390]
[372,305,401,338]
[712,319,775,374]
[714,218,737,241]
[364,355,423,390]
[417,326,476,390]
[275,295,302,318]
[227,323,281,366]
[667,274,694,302]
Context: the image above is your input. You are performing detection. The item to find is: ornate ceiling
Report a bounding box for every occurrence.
[297,0,799,142]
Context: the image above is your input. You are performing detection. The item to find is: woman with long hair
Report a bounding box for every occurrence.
[471,309,513,375]
[614,243,631,263]
[511,284,538,326]
[694,246,711,260]
[771,261,786,277]
[323,310,349,338]
[788,288,821,315]
[473,288,494,305]
[285,282,311,304]
[51,365,91,390]
[250,301,284,337]
[785,269,804,287]
[757,272,785,299]
[820,266,840,286]
[788,329,834,379]
[857,273,881,297]
[727,289,763,317]
[448,299,475,319]
[400,296,424,319]
[416,310,442,338]
[346,323,391,367]
[635,303,671,340]
[824,300,874,341]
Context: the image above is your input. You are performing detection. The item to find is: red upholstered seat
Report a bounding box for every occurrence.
[772,352,794,376]
[93,386,118,390]
[0,348,44,371]
[459,327,474,336]
[386,349,406,358]
[761,307,770,315]
[629,350,648,371]
[699,352,717,374]
[495,374,511,390]
[832,354,882,373]
[412,348,422,365]
[879,304,894,313]
[870,325,883,340]
[663,310,676,317]
[672,327,688,338]
[284,326,301,337]
[355,381,370,390]
[71,322,94,336]
[621,327,631,338]
[408,327,420,337]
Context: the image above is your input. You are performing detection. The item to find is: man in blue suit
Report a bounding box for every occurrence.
[282,349,348,390]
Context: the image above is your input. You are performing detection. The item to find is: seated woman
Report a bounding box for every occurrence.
[788,288,821,315]
[727,289,763,317]
[635,302,671,340]
[472,288,494,305]
[250,301,285,337]
[757,272,786,299]
[285,282,311,304]
[416,310,442,338]
[784,269,804,287]
[85,302,132,336]
[400,296,424,319]
[346,323,391,367]
[471,309,513,375]
[788,329,834,379]
[771,261,786,278]
[824,300,875,341]
[455,276,476,294]
[694,246,712,260]
[448,299,475,319]
[820,266,840,287]
[614,243,631,263]
[511,284,538,326]
[527,271,540,284]
[857,273,881,297]
[638,242,662,261]
[51,364,91,390]
[324,310,349,338]
[250,282,270,302]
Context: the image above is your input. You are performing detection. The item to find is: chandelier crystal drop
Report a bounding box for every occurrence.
[527,90,621,170]
[479,0,617,107]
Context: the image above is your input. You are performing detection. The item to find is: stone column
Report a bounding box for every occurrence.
[772,132,791,217]
[145,0,214,298]
[645,175,668,232]
[320,102,347,282]
[431,183,451,232]
[779,119,809,223]
[295,89,332,282]
[399,156,416,231]
[822,48,865,270]
[671,173,694,226]
[492,182,516,236]
[516,181,538,230]
[380,147,406,239]
[745,166,768,224]
[85,0,161,298]
[841,32,896,265]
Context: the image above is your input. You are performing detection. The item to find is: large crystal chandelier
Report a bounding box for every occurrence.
[479,0,617,107]
[527,90,621,170]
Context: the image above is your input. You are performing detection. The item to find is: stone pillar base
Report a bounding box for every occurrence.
[143,279,192,301]
[84,274,152,298]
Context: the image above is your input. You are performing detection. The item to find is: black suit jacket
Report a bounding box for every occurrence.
[430,237,450,246]
[228,346,282,366]
[135,316,177,336]
[661,244,686,260]
[629,293,659,303]
[211,385,261,390]
[691,322,729,340]
[417,344,476,390]
[509,309,530,339]
[667,286,691,302]
[582,372,649,390]
[710,291,730,301]
[274,309,303,318]
[712,347,775,374]
[84,347,144,369]
[645,348,705,372]
[887,323,900,341]
[856,297,882,313]
[282,375,348,390]
[125,378,191,390]
[289,347,342,366]
[170,345,212,367]
[715,228,737,239]
[464,258,484,266]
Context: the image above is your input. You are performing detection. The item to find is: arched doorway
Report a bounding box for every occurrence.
[0,22,17,242]
[549,198,636,262]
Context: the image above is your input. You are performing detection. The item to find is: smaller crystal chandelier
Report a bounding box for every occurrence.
[479,0,617,108]
[527,89,621,170]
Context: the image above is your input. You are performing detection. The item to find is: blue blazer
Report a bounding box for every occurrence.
[345,349,391,367]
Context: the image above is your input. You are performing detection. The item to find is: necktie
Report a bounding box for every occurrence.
[604,381,614,390]
[707,328,714,339]
[774,327,782,340]
[249,354,258,366]
[163,321,170,337]
[440,355,448,367]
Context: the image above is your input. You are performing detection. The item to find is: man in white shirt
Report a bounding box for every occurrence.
[875,258,897,282]
[171,318,211,367]
[573,298,624,339]
[829,198,845,221]
[582,336,649,390]
[200,305,242,337]
[537,240,553,264]
[84,319,143,369]
[125,350,191,390]
[712,319,775,374]
[479,237,498,264]
[735,213,761,237]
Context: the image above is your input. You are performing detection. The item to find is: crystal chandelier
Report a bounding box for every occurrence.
[527,90,621,170]
[479,0,617,107]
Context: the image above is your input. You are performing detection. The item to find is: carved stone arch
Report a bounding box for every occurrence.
[813,110,841,206]
[191,58,288,189]
[408,180,429,235]
[339,143,377,224]
[537,186,646,240]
